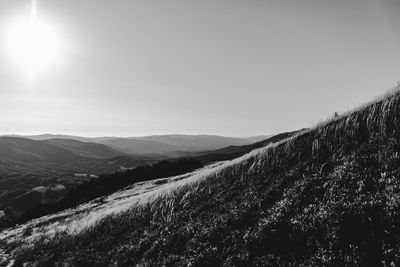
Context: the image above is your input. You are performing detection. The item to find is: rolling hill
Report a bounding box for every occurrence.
[20,134,269,156]
[0,136,153,180]
[0,137,76,163]
[135,134,270,152]
[97,138,184,156]
[0,134,275,231]
[2,88,400,266]
[0,133,287,230]
[42,139,122,159]
[0,137,155,227]
[17,134,97,142]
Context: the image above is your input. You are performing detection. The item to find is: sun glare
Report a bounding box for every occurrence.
[4,2,61,80]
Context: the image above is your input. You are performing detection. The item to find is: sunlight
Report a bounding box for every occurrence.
[4,0,61,80]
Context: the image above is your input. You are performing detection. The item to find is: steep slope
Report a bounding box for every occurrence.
[2,88,400,266]
[43,139,122,158]
[191,130,302,163]
[241,135,272,143]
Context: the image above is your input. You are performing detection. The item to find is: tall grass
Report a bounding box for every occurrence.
[1,85,400,263]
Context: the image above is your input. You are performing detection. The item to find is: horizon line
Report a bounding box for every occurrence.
[0,132,275,139]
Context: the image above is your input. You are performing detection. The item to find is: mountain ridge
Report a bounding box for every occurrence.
[42,138,123,159]
[15,134,270,155]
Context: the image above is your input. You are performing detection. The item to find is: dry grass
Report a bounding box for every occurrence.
[1,85,400,265]
[0,162,225,246]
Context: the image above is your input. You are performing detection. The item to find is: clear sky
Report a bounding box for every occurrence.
[0,0,400,137]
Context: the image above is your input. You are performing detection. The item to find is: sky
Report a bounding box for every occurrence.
[0,0,400,137]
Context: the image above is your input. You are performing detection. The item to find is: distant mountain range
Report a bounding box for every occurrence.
[42,139,121,159]
[3,89,400,266]
[191,130,304,163]
[0,133,273,225]
[11,134,271,156]
[0,136,154,217]
[0,137,77,163]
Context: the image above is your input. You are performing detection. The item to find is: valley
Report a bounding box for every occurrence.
[1,87,400,266]
[0,134,269,230]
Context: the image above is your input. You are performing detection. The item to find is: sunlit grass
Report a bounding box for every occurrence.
[1,84,400,264]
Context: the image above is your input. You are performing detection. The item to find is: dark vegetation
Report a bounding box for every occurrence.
[0,158,203,229]
[0,155,152,226]
[9,90,400,266]
[0,132,290,230]
[0,136,159,228]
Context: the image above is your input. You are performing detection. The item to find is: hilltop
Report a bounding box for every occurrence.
[2,87,400,266]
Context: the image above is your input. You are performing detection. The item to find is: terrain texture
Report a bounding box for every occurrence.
[1,89,400,266]
[0,134,265,230]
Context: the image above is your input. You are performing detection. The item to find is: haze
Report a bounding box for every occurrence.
[1,0,400,137]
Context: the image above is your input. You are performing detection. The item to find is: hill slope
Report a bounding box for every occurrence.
[2,88,400,266]
[0,137,77,163]
[19,134,96,142]
[0,132,291,230]
[191,130,302,163]
[135,134,269,151]
[21,134,267,156]
[0,137,154,227]
[43,139,122,159]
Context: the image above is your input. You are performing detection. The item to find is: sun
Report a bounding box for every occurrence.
[4,3,61,79]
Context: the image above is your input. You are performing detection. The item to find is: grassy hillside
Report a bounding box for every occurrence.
[0,158,203,230]
[2,88,400,266]
[0,133,282,232]
[0,137,155,230]
[191,130,302,163]
[0,133,291,231]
